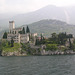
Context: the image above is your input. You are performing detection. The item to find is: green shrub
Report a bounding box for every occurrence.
[3,43,21,52]
[46,44,58,51]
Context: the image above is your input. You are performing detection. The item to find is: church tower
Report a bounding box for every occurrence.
[9,21,15,33]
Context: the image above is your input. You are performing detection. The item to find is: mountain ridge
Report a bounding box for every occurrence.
[22,19,75,37]
[0,5,75,31]
[1,19,75,38]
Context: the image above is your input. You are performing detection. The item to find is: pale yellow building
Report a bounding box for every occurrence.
[7,21,30,43]
[7,21,37,43]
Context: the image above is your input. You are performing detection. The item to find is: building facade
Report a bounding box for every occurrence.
[7,21,30,43]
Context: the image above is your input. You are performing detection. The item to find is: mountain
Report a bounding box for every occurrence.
[1,19,75,38]
[11,5,67,26]
[8,5,75,25]
[1,5,75,31]
[23,19,75,37]
[0,5,72,28]
[64,6,75,24]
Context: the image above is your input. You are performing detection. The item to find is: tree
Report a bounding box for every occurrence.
[0,42,2,55]
[22,27,25,34]
[67,34,73,38]
[67,34,73,49]
[11,38,14,47]
[51,33,57,38]
[72,40,75,51]
[35,38,38,45]
[42,37,46,44]
[46,44,58,51]
[40,33,45,44]
[26,26,30,33]
[50,33,58,44]
[35,38,40,45]
[40,34,43,42]
[69,38,72,49]
[18,31,22,34]
[58,32,67,45]
[3,32,7,39]
[8,41,10,46]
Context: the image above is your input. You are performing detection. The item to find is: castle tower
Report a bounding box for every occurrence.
[9,21,15,33]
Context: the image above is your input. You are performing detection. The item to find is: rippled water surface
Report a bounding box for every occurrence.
[0,55,75,75]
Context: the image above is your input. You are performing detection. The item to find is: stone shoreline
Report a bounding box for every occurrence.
[40,50,75,55]
[1,50,75,56]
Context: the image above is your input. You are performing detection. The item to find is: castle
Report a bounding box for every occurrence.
[7,21,37,43]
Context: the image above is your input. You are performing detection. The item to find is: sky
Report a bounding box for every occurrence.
[0,0,75,14]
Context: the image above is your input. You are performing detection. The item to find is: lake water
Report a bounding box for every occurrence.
[0,55,75,75]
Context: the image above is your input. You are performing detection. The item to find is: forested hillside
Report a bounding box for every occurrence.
[23,19,75,37]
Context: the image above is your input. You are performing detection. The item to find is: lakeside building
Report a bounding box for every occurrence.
[7,21,37,43]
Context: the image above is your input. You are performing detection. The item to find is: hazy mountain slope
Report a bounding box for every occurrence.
[64,6,75,24]
[1,5,75,30]
[0,5,67,29]
[23,19,75,37]
[1,19,75,38]
[12,5,66,26]
[12,5,75,26]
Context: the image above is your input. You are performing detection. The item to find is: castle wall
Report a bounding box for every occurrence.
[7,33,29,43]
[7,21,37,43]
[7,34,20,43]
[9,21,15,30]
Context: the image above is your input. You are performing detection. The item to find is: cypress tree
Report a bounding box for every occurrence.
[69,38,72,49]
[22,27,25,34]
[11,38,14,47]
[8,41,10,46]
[35,38,39,45]
[3,32,7,39]
[29,34,31,41]
[40,34,43,44]
[0,42,2,55]
[35,39,38,45]
[26,26,30,33]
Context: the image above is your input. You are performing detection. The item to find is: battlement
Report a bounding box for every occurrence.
[9,21,14,23]
[9,21,15,31]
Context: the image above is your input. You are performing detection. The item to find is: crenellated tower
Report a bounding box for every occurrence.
[9,21,15,33]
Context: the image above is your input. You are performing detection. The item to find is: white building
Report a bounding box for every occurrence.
[7,21,32,43]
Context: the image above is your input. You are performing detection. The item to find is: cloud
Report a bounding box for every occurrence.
[0,0,75,14]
